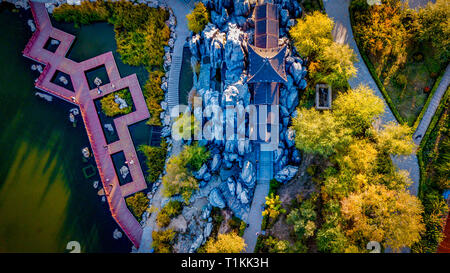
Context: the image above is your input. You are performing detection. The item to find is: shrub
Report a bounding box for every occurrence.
[125,192,149,221]
[143,71,165,126]
[161,143,210,202]
[269,178,281,195]
[152,229,176,253]
[156,200,183,228]
[53,1,109,27]
[156,212,171,228]
[182,143,210,171]
[316,224,348,253]
[187,2,210,34]
[262,193,286,221]
[205,232,246,253]
[262,236,292,253]
[100,89,133,117]
[394,73,408,88]
[162,155,198,203]
[138,139,167,184]
[286,199,317,239]
[163,200,183,216]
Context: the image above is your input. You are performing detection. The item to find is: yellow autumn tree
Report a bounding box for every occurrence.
[291,108,351,157]
[205,232,246,253]
[289,11,334,58]
[335,139,378,174]
[333,85,385,135]
[262,193,286,220]
[374,121,415,155]
[341,184,425,252]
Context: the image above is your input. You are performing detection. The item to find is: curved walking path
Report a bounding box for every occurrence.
[323,0,421,196]
[24,1,151,248]
[137,0,194,253]
[413,65,450,145]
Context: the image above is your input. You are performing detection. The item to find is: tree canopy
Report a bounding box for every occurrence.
[289,11,357,90]
[341,184,425,252]
[205,233,246,253]
[187,2,210,34]
[290,84,423,252]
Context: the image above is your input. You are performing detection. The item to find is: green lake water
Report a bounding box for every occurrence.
[0,7,150,252]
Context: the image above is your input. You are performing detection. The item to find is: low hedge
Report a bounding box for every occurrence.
[417,87,450,196]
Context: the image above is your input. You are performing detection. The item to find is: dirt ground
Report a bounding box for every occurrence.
[267,153,319,243]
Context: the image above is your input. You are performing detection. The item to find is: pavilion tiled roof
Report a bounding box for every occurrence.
[247,44,287,84]
[254,3,279,48]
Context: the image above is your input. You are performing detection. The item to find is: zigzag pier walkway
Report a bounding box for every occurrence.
[23,1,150,248]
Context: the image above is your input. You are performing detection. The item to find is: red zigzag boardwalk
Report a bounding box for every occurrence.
[23,1,149,248]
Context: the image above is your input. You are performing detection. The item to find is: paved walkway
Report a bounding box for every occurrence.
[243,149,273,252]
[323,0,421,196]
[413,65,450,145]
[166,0,194,110]
[137,0,194,253]
[405,0,435,9]
[24,1,151,248]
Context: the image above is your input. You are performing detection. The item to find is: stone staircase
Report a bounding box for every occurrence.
[243,149,273,252]
[167,55,182,109]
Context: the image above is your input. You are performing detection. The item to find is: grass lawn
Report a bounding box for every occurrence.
[370,45,442,125]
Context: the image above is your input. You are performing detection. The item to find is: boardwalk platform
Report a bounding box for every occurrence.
[24,1,150,248]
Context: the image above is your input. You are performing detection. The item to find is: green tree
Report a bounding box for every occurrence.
[417,0,450,64]
[172,113,200,141]
[161,144,208,203]
[286,199,317,239]
[162,155,198,203]
[187,2,210,34]
[182,143,210,171]
[316,224,349,253]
